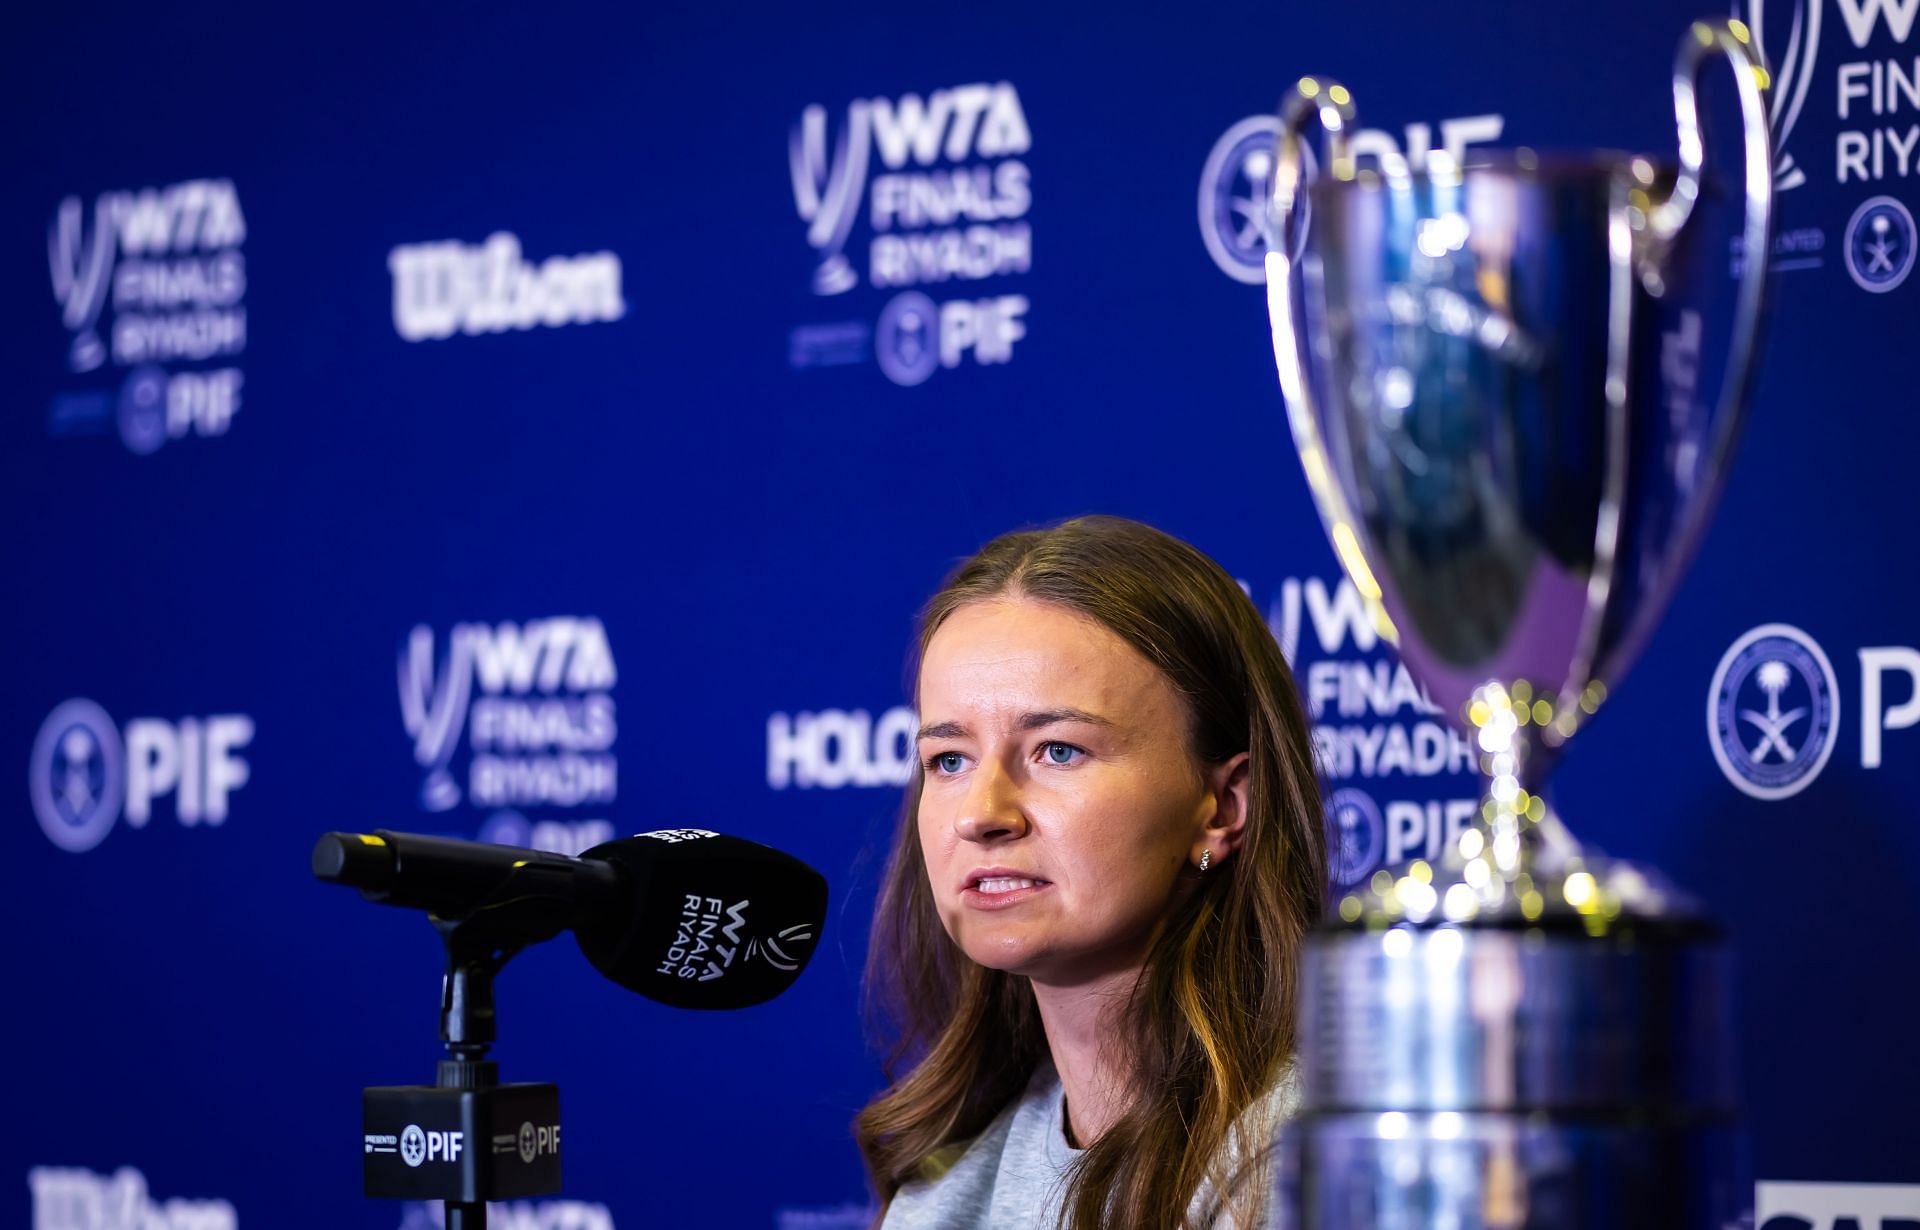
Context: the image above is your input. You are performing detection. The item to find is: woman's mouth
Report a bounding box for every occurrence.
[961,873,1053,908]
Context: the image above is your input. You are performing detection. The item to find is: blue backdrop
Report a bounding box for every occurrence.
[7,1,1918,1226]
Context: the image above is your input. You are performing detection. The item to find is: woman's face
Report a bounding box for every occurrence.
[915,596,1221,987]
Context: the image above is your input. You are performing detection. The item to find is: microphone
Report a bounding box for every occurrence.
[313,827,827,1010]
[573,828,828,1010]
[312,829,619,916]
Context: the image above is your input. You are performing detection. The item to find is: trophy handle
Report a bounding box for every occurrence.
[1266,81,1390,631]
[1645,17,1775,477]
[1269,79,1355,258]
[1591,19,1774,691]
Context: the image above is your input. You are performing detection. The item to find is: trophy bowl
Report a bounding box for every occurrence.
[1265,19,1774,1229]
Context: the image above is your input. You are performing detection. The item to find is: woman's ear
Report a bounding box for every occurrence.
[1205,752,1252,855]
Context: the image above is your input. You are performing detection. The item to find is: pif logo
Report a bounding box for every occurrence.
[1844,194,1916,291]
[1708,624,1920,797]
[1198,112,1503,283]
[1709,624,1842,799]
[1756,1180,1920,1229]
[400,1124,463,1167]
[516,1120,561,1164]
[1326,788,1384,887]
[29,698,254,853]
[1327,785,1479,882]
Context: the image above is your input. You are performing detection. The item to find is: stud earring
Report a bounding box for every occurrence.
[1199,849,1211,874]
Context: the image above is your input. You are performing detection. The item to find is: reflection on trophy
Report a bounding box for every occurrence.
[1265,19,1773,1228]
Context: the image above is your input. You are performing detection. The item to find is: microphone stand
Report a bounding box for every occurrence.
[434,914,514,1230]
[362,901,568,1230]
[322,826,828,1226]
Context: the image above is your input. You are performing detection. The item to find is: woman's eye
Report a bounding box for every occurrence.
[927,751,967,775]
[1041,742,1083,765]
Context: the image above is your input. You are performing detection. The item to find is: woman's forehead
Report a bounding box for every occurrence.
[917,598,1177,725]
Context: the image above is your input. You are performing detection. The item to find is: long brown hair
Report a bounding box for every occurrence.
[856,515,1326,1229]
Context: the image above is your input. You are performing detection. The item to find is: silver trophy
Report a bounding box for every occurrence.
[1265,19,1773,1228]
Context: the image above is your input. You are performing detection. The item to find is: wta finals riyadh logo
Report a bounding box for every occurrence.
[1326,786,1385,887]
[398,617,619,815]
[45,179,248,454]
[789,100,872,297]
[657,895,818,983]
[785,83,1034,385]
[1743,0,1823,192]
[1709,623,1842,799]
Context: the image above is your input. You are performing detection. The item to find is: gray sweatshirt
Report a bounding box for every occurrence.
[879,1059,1299,1229]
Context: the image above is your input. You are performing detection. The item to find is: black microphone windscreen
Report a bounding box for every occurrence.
[574,830,828,1010]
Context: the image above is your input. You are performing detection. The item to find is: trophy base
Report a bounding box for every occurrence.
[1278,1110,1745,1230]
[1281,914,1746,1230]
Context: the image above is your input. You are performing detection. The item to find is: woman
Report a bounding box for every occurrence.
[857,515,1326,1230]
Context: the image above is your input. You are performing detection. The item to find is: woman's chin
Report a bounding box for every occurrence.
[959,932,1049,978]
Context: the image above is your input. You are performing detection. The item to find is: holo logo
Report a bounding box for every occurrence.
[766,706,917,789]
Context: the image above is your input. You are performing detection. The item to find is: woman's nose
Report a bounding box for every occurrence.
[954,760,1029,843]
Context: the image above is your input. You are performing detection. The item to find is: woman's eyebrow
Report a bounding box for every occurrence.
[916,708,1118,742]
[1017,707,1116,732]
